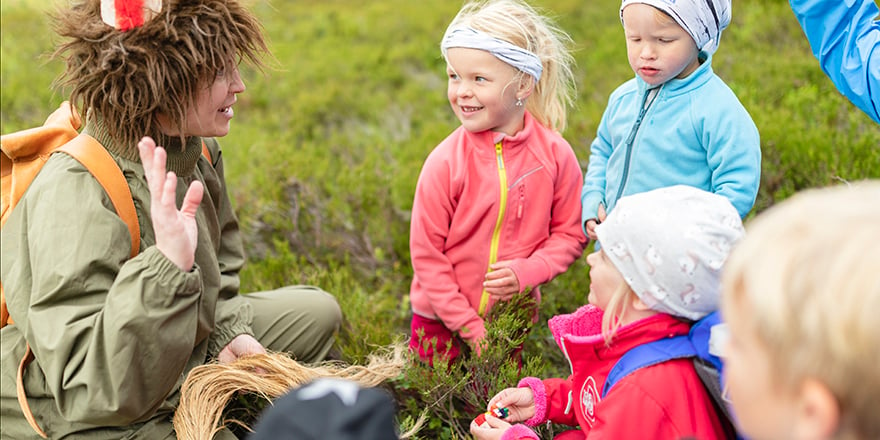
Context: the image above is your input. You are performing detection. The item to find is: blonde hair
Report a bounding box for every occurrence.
[621,4,679,27]
[650,5,678,26]
[600,281,640,345]
[722,181,880,440]
[444,0,576,132]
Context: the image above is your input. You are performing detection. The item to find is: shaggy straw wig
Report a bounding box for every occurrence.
[173,346,410,439]
[51,0,269,150]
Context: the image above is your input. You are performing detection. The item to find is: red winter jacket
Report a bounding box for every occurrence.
[506,305,731,440]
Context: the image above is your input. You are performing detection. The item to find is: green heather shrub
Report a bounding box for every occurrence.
[395,294,571,439]
[2,0,878,437]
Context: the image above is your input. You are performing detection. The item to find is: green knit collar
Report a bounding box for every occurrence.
[82,115,203,176]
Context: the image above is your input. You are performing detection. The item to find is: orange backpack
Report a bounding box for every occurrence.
[1,102,212,437]
[0,102,141,438]
[1,101,141,326]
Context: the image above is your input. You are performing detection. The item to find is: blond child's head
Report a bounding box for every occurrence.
[588,185,744,342]
[620,0,731,54]
[619,0,730,86]
[441,0,575,133]
[721,181,880,440]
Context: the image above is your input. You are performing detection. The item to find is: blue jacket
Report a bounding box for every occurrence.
[581,54,761,228]
[789,0,880,124]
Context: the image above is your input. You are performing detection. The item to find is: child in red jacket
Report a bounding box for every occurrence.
[471,185,742,439]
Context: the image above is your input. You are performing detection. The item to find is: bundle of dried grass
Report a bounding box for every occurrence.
[173,344,407,440]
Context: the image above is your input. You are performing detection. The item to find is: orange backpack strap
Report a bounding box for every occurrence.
[0,288,9,331]
[58,135,140,258]
[1,102,81,328]
[201,139,212,164]
[17,345,46,438]
[13,134,139,439]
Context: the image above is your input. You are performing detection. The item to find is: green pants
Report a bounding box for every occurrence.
[244,285,342,364]
[0,285,342,440]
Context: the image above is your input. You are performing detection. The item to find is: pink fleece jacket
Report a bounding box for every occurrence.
[409,112,587,343]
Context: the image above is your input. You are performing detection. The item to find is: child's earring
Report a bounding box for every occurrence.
[515,98,524,107]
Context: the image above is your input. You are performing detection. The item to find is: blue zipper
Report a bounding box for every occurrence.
[613,86,661,203]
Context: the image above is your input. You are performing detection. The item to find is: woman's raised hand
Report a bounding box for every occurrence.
[137,136,204,271]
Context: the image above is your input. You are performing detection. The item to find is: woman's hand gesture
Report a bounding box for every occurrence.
[137,136,204,271]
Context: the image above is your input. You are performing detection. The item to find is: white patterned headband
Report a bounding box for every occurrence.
[441,27,543,82]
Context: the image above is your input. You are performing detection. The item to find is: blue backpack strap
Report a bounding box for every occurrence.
[689,311,724,371]
[601,313,742,440]
[601,311,725,397]
[601,335,696,398]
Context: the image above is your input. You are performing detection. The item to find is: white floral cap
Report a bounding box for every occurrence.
[596,185,744,320]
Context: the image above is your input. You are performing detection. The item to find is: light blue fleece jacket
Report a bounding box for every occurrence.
[581,53,761,230]
[789,0,880,124]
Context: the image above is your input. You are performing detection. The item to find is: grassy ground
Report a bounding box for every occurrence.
[3,0,879,438]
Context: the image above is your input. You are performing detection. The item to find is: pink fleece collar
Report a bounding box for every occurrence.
[548,304,671,348]
[464,111,537,149]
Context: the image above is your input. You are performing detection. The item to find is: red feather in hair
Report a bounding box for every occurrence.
[101,0,162,31]
[115,0,145,31]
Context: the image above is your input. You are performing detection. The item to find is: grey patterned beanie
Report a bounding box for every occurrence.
[620,0,732,54]
[596,185,744,320]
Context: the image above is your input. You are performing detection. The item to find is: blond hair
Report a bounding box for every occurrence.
[444,0,576,132]
[722,181,880,440]
[51,0,269,149]
[600,281,640,345]
[649,5,678,26]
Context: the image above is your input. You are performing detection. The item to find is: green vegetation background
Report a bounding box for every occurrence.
[2,0,878,437]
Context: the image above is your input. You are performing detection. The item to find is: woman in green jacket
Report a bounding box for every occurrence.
[0,0,341,438]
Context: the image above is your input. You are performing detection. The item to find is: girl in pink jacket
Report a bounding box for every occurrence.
[471,185,743,439]
[408,0,587,364]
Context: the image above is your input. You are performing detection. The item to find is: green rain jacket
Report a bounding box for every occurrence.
[1,122,249,439]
